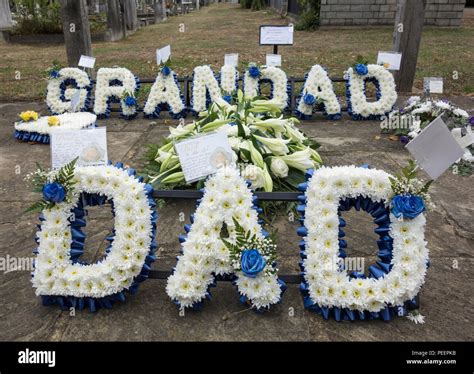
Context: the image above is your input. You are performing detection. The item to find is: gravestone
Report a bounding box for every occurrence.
[59,0,93,69]
[123,0,139,31]
[0,0,13,43]
[105,0,124,41]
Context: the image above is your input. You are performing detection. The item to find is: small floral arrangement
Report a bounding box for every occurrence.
[384,96,473,176]
[45,60,63,79]
[122,90,137,107]
[247,63,261,79]
[19,111,39,122]
[352,55,369,76]
[221,218,277,278]
[389,160,434,220]
[25,158,78,214]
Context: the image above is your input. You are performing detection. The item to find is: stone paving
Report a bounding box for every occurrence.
[0,97,472,341]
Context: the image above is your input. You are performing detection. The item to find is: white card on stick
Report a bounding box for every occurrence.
[424,77,443,94]
[51,127,108,169]
[174,132,233,183]
[405,116,464,180]
[266,54,282,67]
[78,55,96,69]
[156,45,171,65]
[224,53,239,67]
[377,51,402,71]
[260,25,294,45]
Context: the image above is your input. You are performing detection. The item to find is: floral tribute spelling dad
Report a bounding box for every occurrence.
[28,155,432,322]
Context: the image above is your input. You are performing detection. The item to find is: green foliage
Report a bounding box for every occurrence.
[251,0,264,11]
[25,157,78,214]
[389,159,433,197]
[241,0,252,9]
[295,0,320,31]
[11,0,63,35]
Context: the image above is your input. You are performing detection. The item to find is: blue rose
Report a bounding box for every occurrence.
[303,93,316,105]
[49,70,60,79]
[355,63,368,76]
[124,96,137,106]
[240,249,266,278]
[42,182,66,203]
[161,65,171,76]
[248,66,260,78]
[391,194,425,219]
[223,95,232,103]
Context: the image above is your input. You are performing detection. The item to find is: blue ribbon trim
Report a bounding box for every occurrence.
[14,123,97,145]
[35,161,157,312]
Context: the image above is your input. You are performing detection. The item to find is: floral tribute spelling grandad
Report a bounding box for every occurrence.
[166,167,285,311]
[28,160,157,312]
[14,111,97,144]
[297,162,432,322]
[46,66,92,114]
[143,91,322,191]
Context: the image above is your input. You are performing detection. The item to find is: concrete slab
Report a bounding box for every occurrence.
[0,100,472,341]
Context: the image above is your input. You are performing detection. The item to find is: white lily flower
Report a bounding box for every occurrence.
[253,135,290,156]
[279,148,315,172]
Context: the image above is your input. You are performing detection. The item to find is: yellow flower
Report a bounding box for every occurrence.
[47,116,60,127]
[383,62,390,69]
[19,111,39,122]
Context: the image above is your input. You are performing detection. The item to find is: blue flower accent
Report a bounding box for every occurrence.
[303,93,316,105]
[223,95,232,103]
[248,66,261,79]
[241,249,266,278]
[161,66,171,76]
[355,63,368,76]
[391,194,425,219]
[42,182,66,203]
[124,95,137,107]
[49,70,60,79]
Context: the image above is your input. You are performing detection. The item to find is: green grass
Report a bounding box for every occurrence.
[0,3,472,101]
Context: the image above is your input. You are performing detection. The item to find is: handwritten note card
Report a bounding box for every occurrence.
[174,132,233,183]
[266,54,282,67]
[51,127,108,169]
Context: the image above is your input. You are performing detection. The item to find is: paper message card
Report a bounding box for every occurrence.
[377,51,402,70]
[174,132,233,183]
[266,54,282,67]
[156,45,171,65]
[51,127,108,169]
[78,55,96,69]
[70,90,81,112]
[406,116,464,180]
[259,25,294,45]
[424,77,443,94]
[224,53,239,67]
